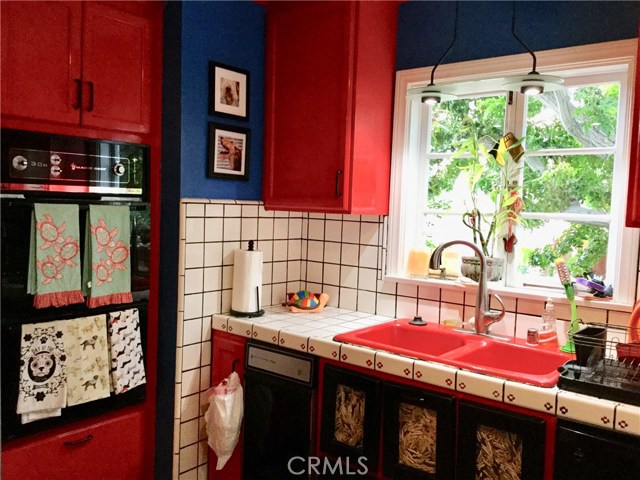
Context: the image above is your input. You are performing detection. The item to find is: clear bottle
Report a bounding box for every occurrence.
[539,298,558,343]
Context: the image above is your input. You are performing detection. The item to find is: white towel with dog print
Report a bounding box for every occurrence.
[17,321,67,424]
[64,315,110,406]
[108,308,146,394]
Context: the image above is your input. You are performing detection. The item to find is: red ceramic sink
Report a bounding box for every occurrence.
[442,340,572,387]
[334,319,572,387]
[334,319,483,360]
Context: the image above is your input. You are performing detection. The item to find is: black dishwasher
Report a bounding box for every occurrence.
[243,340,317,480]
[554,420,640,479]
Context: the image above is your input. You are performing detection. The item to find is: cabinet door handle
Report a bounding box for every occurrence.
[63,434,93,446]
[335,170,343,197]
[86,81,95,112]
[72,79,82,110]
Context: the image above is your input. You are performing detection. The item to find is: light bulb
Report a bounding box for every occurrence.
[521,84,544,95]
[421,95,440,105]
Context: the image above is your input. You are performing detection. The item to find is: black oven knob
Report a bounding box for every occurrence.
[50,154,62,166]
[50,165,62,177]
[113,163,126,176]
[12,155,28,171]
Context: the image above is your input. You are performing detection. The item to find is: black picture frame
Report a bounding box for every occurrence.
[207,123,250,181]
[208,61,249,119]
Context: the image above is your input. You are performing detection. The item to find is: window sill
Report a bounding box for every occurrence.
[384,274,633,313]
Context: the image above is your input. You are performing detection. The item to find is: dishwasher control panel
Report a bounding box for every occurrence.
[246,343,313,385]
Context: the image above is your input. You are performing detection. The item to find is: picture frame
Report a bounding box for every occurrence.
[209,61,249,119]
[207,123,250,181]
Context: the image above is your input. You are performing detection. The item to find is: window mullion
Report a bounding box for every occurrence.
[501,92,528,287]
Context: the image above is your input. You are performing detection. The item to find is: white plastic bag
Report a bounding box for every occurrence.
[204,371,244,470]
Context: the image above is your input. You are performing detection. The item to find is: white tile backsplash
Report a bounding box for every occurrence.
[175,199,640,478]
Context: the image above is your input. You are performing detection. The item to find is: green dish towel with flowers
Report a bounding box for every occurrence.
[83,205,133,308]
[27,203,84,308]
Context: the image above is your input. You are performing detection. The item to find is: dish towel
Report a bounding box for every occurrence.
[107,308,146,394]
[17,321,68,424]
[83,205,133,308]
[64,315,111,406]
[27,203,84,308]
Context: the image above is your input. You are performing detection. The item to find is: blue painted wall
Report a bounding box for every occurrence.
[180,1,265,199]
[397,1,639,70]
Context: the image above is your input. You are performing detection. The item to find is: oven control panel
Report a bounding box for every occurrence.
[1,129,147,196]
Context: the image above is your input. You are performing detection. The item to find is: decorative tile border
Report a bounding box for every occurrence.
[615,403,640,435]
[504,381,558,414]
[374,351,414,378]
[456,370,505,402]
[339,344,376,370]
[413,360,457,390]
[556,390,618,429]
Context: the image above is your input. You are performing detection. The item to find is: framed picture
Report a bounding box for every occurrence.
[208,123,250,180]
[209,61,249,119]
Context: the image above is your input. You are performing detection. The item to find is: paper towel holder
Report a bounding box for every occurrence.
[230,240,265,318]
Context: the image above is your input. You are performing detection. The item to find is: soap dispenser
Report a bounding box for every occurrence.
[539,298,558,343]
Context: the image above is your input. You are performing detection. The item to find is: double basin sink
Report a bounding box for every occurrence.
[333,318,571,387]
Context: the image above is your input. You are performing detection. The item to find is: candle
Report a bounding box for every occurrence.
[441,250,461,277]
[406,249,430,277]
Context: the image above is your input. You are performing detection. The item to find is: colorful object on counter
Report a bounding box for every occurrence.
[27,203,84,308]
[284,290,330,313]
[556,258,580,353]
[83,205,133,308]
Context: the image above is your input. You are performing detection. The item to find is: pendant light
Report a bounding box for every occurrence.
[407,2,459,104]
[502,2,564,95]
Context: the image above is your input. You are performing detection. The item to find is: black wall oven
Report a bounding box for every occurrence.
[1,129,150,442]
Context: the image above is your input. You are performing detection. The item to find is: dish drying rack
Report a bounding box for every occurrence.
[557,322,640,406]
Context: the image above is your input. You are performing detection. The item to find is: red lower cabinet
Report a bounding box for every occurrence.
[319,363,383,476]
[382,383,456,480]
[2,409,144,480]
[318,361,557,480]
[457,400,549,480]
[208,331,246,480]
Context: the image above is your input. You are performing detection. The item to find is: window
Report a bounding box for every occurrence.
[387,41,639,305]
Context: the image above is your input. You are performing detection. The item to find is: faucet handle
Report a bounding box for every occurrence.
[491,294,506,322]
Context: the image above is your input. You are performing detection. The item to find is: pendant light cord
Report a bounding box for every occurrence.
[429,1,460,86]
[511,1,538,73]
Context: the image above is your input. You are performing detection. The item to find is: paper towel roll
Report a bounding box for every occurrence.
[231,249,264,316]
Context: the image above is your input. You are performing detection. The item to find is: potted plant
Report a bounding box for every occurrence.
[454,119,525,281]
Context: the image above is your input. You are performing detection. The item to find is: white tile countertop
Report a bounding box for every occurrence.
[212,305,640,436]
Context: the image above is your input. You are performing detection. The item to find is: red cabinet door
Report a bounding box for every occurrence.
[1,1,82,126]
[2,409,144,480]
[626,30,640,227]
[263,1,397,214]
[81,3,152,133]
[264,1,353,212]
[209,330,246,480]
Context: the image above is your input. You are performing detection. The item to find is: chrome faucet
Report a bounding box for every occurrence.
[429,240,506,335]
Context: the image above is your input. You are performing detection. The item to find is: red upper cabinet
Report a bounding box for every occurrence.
[626,30,640,227]
[263,1,398,214]
[1,1,151,134]
[1,2,82,127]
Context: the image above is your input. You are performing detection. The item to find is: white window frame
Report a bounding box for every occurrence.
[386,40,639,310]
